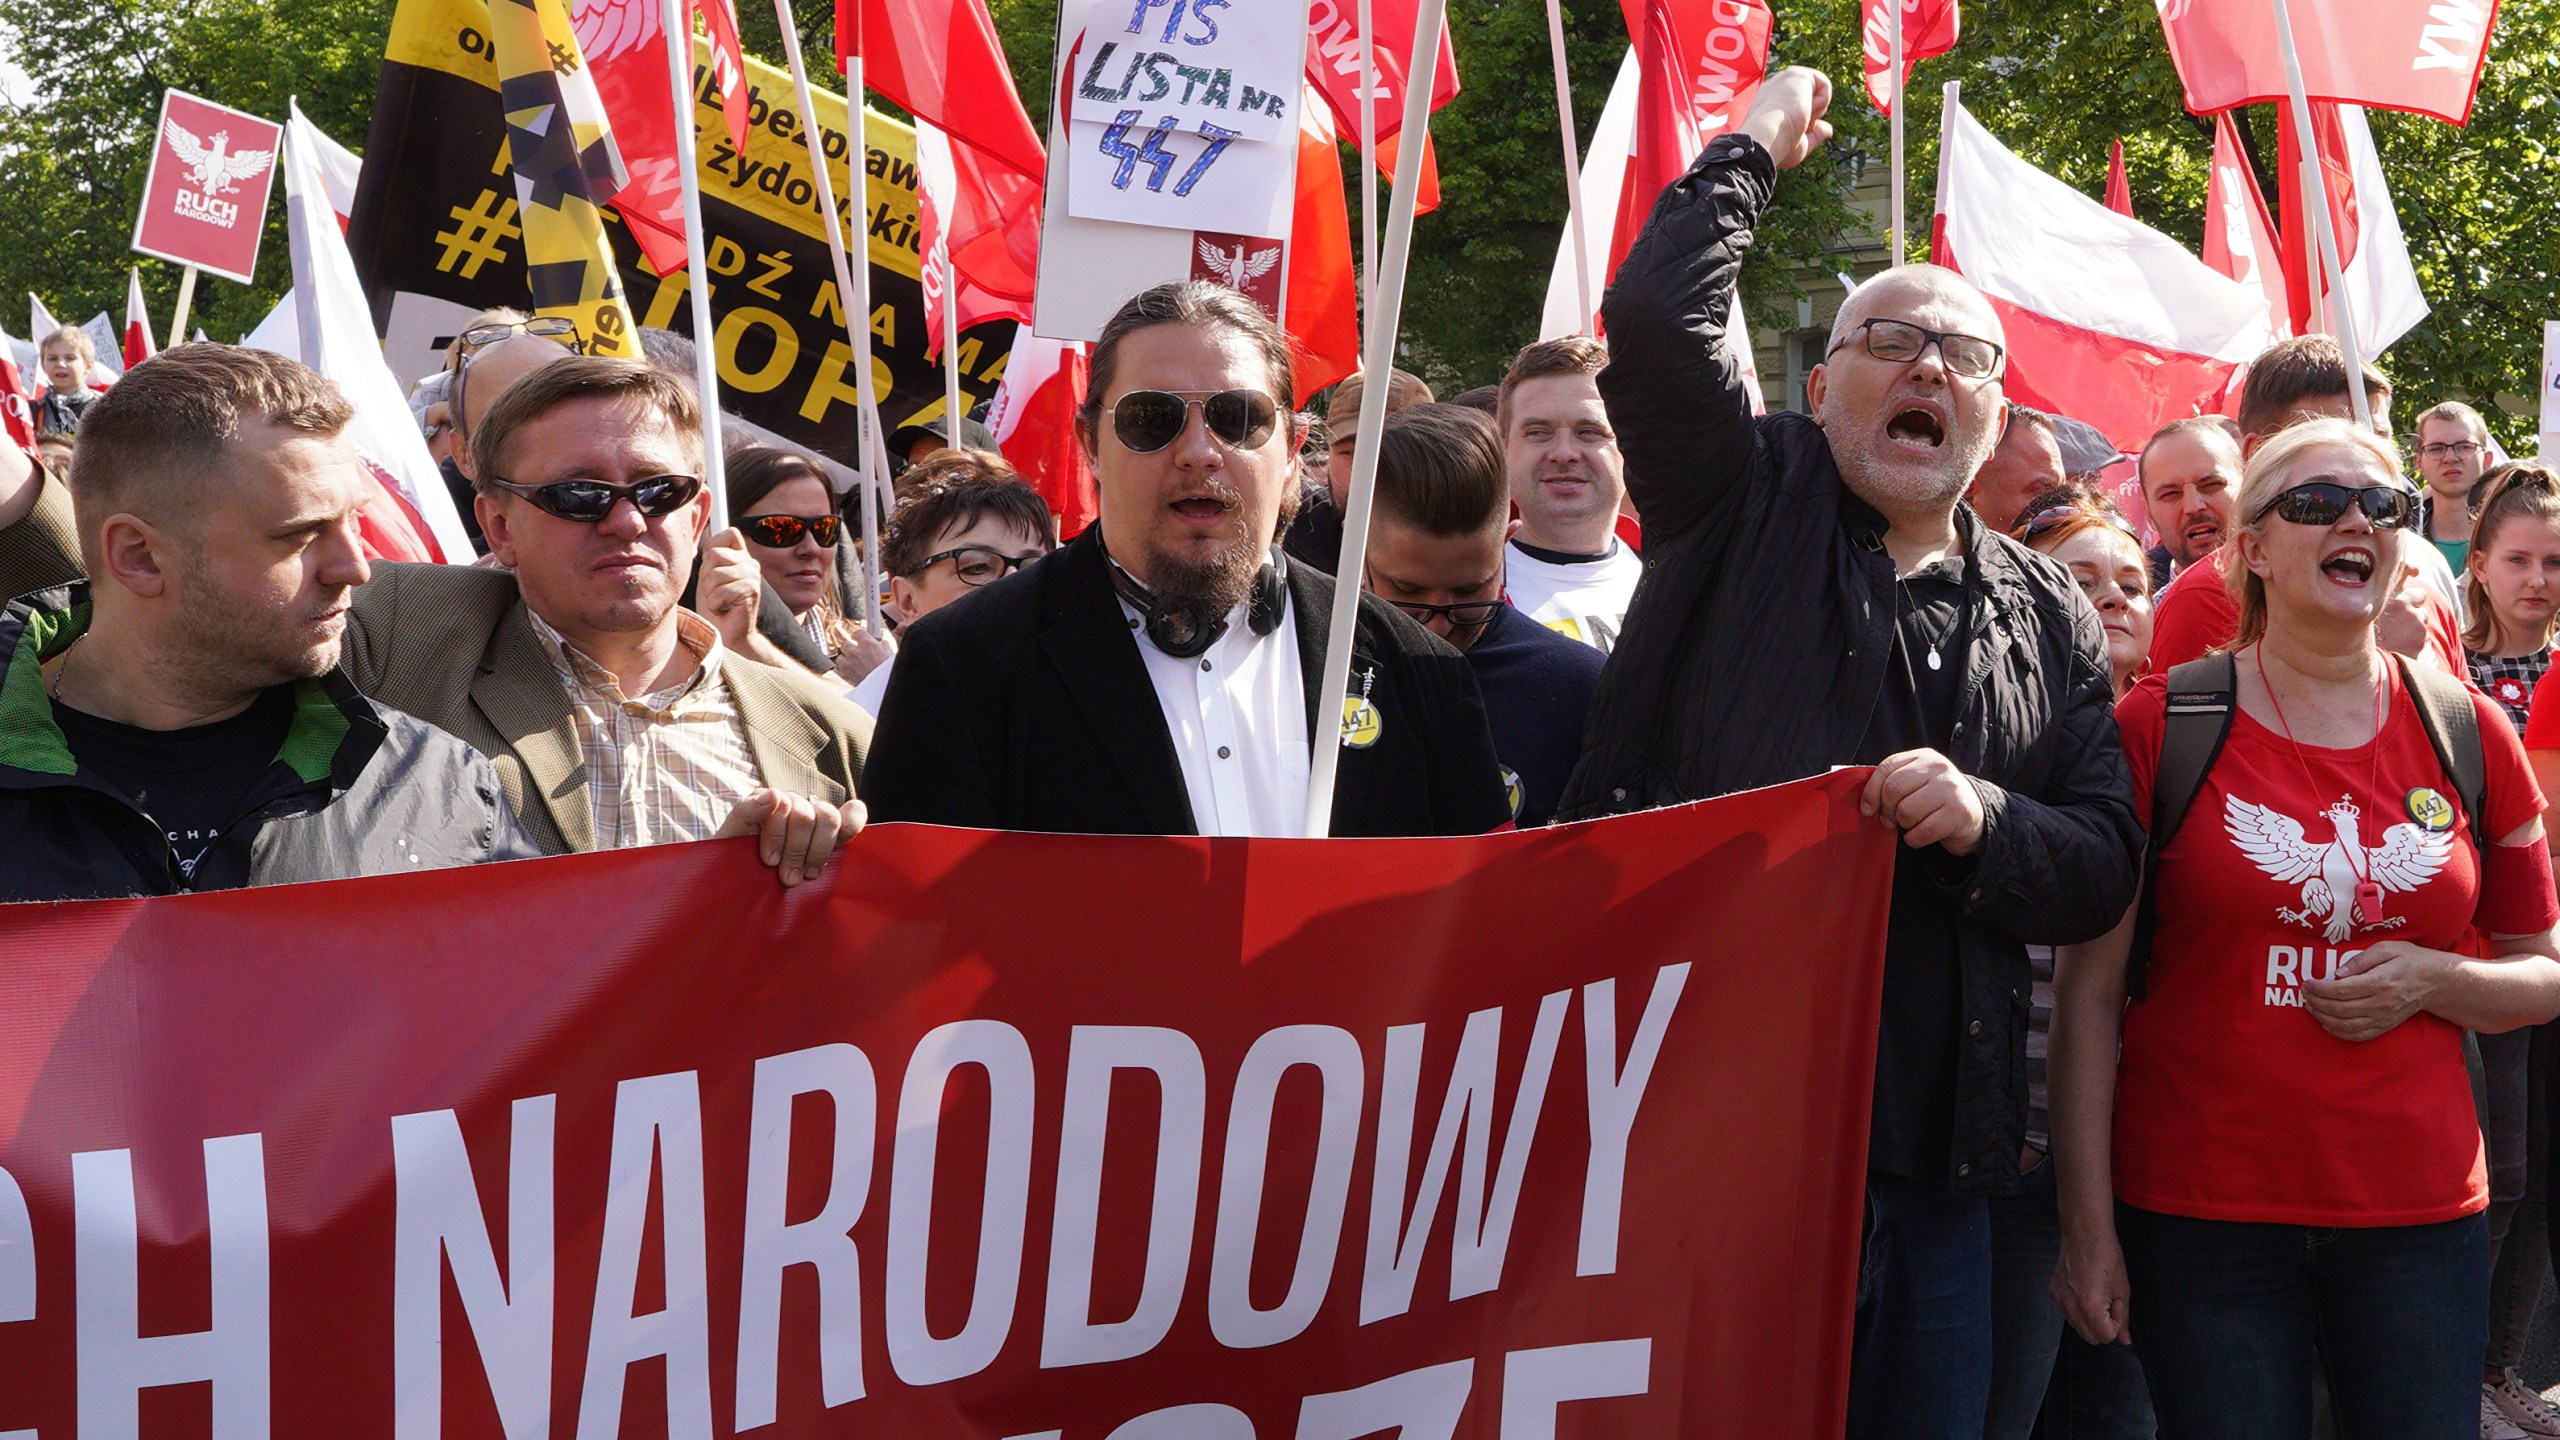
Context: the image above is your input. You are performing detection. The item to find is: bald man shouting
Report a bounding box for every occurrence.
[1553,68,2141,1436]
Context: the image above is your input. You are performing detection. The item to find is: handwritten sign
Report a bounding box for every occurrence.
[1064,0,1299,236]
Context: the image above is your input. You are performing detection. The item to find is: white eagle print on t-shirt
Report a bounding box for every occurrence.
[2225,793,2453,944]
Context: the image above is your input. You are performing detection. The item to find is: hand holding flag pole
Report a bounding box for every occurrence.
[2271,0,2370,426]
[1304,0,1450,838]
[776,0,889,630]
[660,0,732,532]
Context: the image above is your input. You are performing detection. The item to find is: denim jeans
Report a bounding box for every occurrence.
[2115,1203,2488,1440]
[1846,1170,1993,1440]
[1985,1155,2156,1439]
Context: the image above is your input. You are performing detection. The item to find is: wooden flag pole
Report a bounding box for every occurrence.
[1888,0,1905,266]
[662,0,732,533]
[168,266,200,349]
[2270,0,2371,429]
[1302,0,1448,839]
[776,0,888,629]
[1543,0,1594,334]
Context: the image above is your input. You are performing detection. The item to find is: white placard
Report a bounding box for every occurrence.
[1063,0,1300,235]
[2542,320,2560,455]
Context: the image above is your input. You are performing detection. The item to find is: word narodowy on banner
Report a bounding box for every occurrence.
[0,773,1893,1437]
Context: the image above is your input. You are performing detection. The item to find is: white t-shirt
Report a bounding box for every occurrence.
[1121,593,1312,837]
[1503,539,1642,653]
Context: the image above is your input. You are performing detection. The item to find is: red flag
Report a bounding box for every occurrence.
[1374,129,1441,216]
[2203,111,2290,334]
[121,269,157,370]
[2274,99,2359,338]
[572,0,691,277]
[1289,97,1360,402]
[1302,0,1461,144]
[2271,99,2430,359]
[697,0,752,156]
[987,324,1097,538]
[2157,0,2495,125]
[1860,0,1959,115]
[2103,139,2132,216]
[917,119,1041,359]
[0,348,33,452]
[1612,0,1772,278]
[839,0,1045,184]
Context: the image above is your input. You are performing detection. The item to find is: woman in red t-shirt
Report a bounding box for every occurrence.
[2049,418,2560,1438]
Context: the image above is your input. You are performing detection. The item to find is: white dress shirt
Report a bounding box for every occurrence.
[1121,593,1312,837]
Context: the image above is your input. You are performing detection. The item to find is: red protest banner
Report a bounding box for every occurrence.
[2157,0,2497,126]
[0,773,1891,1437]
[130,89,283,285]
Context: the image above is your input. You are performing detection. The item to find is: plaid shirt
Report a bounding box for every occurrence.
[527,608,763,849]
[2468,645,2553,738]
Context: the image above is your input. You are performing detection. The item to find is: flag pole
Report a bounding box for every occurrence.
[1359,0,1379,322]
[942,249,965,444]
[1303,0,1447,839]
[775,0,887,629]
[168,267,200,347]
[2271,0,2370,429]
[1542,0,1594,334]
[1888,0,1906,266]
[662,0,732,533]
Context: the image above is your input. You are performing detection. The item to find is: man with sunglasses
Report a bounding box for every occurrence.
[1364,404,1602,827]
[1555,68,2144,1436]
[0,353,869,886]
[862,280,1510,838]
[850,459,1056,715]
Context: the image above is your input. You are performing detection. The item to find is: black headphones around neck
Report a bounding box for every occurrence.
[1105,542,1287,660]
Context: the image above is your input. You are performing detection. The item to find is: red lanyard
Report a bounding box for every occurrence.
[2254,643,2393,920]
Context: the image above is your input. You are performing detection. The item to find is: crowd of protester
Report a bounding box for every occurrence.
[12,62,2560,1439]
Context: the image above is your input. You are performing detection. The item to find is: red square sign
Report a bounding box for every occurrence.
[130,89,283,285]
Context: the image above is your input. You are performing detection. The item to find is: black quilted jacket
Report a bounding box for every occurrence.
[1561,132,2144,1196]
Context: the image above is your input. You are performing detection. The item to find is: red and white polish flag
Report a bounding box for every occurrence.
[2202,111,2290,335]
[986,323,1096,539]
[2156,0,2496,126]
[1861,0,1959,115]
[2275,101,2428,361]
[1931,87,2278,452]
[122,269,156,370]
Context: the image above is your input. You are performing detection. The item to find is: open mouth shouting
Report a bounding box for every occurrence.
[1168,489,1238,530]
[2319,545,2377,588]
[1885,402,1948,453]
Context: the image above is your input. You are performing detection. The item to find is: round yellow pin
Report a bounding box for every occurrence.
[1340,695,1383,749]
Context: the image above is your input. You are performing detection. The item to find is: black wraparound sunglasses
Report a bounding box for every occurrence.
[485,473,704,523]
[2248,481,2415,530]
[1108,389,1280,454]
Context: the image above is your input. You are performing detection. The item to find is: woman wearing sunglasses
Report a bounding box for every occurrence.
[2051,417,2560,1437]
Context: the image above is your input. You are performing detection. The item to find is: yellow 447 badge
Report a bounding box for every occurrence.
[1339,665,1383,748]
[2405,786,2456,834]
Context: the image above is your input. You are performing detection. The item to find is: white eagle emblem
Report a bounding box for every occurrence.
[162,119,274,197]
[2225,793,2452,944]
[570,0,661,63]
[1197,238,1281,291]
[2155,0,2192,19]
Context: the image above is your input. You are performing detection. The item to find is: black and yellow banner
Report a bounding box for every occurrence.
[348,0,1014,468]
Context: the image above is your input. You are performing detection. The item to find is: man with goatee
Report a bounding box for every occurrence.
[863,281,1510,838]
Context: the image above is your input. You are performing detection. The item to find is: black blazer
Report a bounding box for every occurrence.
[864,530,1512,837]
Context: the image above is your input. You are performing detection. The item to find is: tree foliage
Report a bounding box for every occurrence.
[6,0,2557,438]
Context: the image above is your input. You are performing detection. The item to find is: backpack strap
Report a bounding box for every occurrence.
[2128,653,2240,1000]
[2396,654,2489,847]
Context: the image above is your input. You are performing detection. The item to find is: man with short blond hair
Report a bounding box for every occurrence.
[2413,398,2490,571]
[0,344,537,898]
[1497,335,1640,651]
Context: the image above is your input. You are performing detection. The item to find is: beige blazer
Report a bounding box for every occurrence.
[3,473,869,855]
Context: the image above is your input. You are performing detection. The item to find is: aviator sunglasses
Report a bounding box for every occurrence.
[485,473,704,523]
[742,513,843,548]
[1108,389,1280,454]
[2248,481,2416,530]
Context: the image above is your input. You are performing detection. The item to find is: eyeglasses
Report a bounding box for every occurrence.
[1382,595,1505,630]
[2418,441,2485,461]
[742,513,842,548]
[1825,318,2005,380]
[485,473,704,523]
[460,316,578,353]
[1108,389,1280,454]
[916,545,1043,586]
[2249,481,2416,530]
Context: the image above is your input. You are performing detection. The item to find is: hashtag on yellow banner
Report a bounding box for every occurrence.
[486,0,638,358]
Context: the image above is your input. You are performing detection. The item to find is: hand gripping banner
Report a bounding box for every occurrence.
[0,773,1891,1436]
